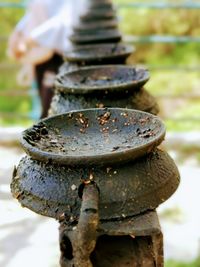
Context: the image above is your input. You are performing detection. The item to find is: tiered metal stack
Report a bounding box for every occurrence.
[49,0,159,116]
[11,1,180,266]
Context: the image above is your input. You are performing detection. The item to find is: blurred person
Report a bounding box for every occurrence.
[8,0,88,118]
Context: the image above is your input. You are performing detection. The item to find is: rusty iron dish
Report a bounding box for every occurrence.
[63,43,134,64]
[21,108,165,166]
[74,20,118,32]
[11,149,180,220]
[69,29,121,45]
[55,65,149,94]
[80,11,116,22]
[88,5,115,13]
[73,27,118,36]
[73,28,114,36]
[81,8,115,16]
[89,2,113,9]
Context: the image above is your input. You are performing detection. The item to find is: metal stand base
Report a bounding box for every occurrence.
[59,211,163,267]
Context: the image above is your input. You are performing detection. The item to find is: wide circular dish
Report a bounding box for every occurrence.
[55,65,150,94]
[73,28,115,36]
[80,11,116,22]
[21,108,166,166]
[63,43,134,64]
[88,6,115,13]
[74,20,118,31]
[69,30,121,45]
[81,8,115,16]
[89,2,113,9]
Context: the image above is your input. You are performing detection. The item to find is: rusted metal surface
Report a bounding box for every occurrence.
[59,211,163,267]
[52,63,158,116]
[20,108,165,166]
[50,87,159,116]
[52,65,159,116]
[60,183,99,267]
[11,149,180,220]
[89,0,113,7]
[73,19,118,32]
[9,0,180,265]
[89,1,113,9]
[80,10,115,22]
[69,30,121,45]
[73,185,99,266]
[63,43,134,65]
[55,65,149,94]
[88,6,114,14]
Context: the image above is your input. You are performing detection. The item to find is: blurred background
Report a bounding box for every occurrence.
[0,0,200,266]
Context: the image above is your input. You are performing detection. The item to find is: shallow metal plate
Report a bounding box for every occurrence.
[63,43,134,64]
[74,20,118,31]
[21,108,165,166]
[70,30,121,45]
[80,11,116,22]
[55,65,149,94]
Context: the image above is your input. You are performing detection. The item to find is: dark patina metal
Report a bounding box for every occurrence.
[59,43,134,76]
[69,29,121,45]
[73,19,118,32]
[63,43,134,65]
[20,108,166,166]
[59,210,164,267]
[83,0,116,21]
[80,11,116,22]
[88,6,115,14]
[11,108,179,221]
[50,65,159,116]
[55,65,149,94]
[11,108,180,267]
[10,1,179,264]
[50,86,159,116]
[88,1,113,10]
[11,148,180,220]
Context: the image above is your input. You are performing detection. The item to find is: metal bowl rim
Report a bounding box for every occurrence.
[20,108,166,166]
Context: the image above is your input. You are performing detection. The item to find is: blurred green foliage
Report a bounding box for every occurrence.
[115,0,200,131]
[0,3,32,126]
[0,0,200,130]
[165,258,200,267]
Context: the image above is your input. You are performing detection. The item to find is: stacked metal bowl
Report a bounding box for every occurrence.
[11,1,180,266]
